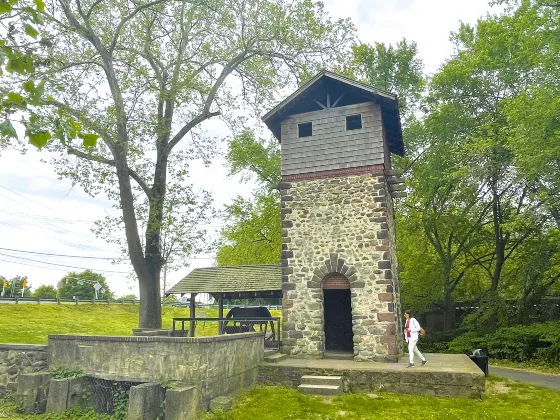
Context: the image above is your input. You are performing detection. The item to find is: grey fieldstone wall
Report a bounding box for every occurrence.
[280,171,400,361]
[0,344,48,397]
[47,332,263,407]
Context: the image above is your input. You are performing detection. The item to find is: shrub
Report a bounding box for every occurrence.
[447,322,560,366]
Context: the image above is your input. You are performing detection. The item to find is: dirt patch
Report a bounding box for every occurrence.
[487,381,511,394]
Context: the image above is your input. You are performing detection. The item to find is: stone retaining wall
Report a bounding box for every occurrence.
[0,344,48,397]
[47,332,264,407]
[259,356,484,399]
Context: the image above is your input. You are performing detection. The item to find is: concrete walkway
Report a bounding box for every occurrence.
[490,367,560,391]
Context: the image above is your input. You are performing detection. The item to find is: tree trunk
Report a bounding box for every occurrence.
[443,290,456,331]
[113,151,161,329]
[138,269,162,329]
[490,180,505,294]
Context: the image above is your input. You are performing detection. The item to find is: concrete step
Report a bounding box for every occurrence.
[264,349,278,357]
[301,375,342,386]
[297,384,342,396]
[323,351,354,360]
[263,353,287,363]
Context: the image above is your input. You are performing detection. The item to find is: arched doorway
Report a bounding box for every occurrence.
[322,274,353,352]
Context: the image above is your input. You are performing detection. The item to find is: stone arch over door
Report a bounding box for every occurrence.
[307,254,362,289]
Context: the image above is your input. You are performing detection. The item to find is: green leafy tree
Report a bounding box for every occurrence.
[400,0,560,330]
[347,39,426,120]
[1,0,355,328]
[217,130,281,265]
[57,270,113,300]
[32,284,57,298]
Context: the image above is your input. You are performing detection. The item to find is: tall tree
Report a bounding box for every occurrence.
[1,0,354,328]
[216,129,281,265]
[401,0,560,330]
[348,39,425,121]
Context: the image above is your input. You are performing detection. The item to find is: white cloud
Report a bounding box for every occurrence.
[324,0,499,74]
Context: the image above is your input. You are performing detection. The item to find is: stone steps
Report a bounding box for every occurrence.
[297,375,342,395]
[323,351,354,361]
[263,352,288,363]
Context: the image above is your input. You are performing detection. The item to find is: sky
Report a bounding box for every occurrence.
[0,0,500,298]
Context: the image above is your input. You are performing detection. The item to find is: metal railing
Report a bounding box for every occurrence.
[171,317,281,349]
[0,296,139,305]
[0,297,282,310]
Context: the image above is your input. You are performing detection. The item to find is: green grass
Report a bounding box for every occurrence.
[201,377,560,420]
[0,304,281,344]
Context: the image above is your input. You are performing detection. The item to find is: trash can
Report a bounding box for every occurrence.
[469,349,489,377]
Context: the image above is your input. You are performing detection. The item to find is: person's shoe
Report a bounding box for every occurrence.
[421,360,428,366]
[406,363,415,368]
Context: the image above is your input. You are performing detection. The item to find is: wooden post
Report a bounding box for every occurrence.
[189,293,197,337]
[218,294,224,335]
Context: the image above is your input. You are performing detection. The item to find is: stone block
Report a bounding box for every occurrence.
[350,280,365,288]
[67,378,87,410]
[377,313,394,322]
[378,260,391,269]
[46,378,69,413]
[378,293,394,302]
[164,385,200,420]
[17,372,52,414]
[209,395,232,412]
[127,383,164,420]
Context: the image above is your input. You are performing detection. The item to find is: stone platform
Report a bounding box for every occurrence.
[258,353,485,399]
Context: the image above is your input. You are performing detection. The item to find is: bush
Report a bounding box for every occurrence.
[448,322,560,367]
[418,329,466,353]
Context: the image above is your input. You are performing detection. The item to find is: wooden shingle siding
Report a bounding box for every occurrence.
[280,102,384,176]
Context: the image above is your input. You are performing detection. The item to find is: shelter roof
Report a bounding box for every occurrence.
[166,264,282,297]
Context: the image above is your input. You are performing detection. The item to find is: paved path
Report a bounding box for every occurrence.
[490,366,560,391]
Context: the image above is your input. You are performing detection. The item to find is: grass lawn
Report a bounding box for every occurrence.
[201,377,560,420]
[0,304,281,344]
[0,377,557,419]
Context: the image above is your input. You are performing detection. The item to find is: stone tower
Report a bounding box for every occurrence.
[263,71,405,362]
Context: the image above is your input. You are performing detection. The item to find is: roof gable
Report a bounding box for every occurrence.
[262,70,404,156]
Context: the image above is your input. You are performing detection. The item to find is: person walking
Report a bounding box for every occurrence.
[404,310,427,368]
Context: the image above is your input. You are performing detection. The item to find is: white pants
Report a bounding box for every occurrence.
[407,339,425,364]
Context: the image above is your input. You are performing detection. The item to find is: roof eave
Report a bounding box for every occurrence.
[262,70,397,125]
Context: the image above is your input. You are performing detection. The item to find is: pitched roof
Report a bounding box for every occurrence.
[262,70,404,156]
[166,264,282,295]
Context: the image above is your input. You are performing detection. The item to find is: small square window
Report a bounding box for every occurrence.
[298,122,312,138]
[346,114,362,131]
